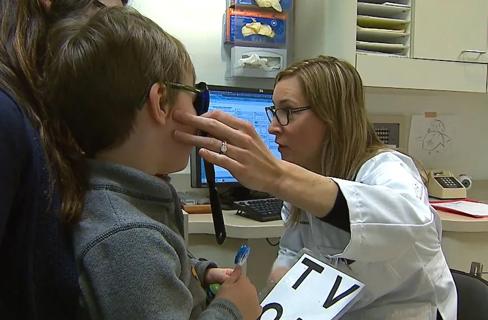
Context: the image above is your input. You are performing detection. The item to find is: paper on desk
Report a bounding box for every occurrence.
[431,200,488,218]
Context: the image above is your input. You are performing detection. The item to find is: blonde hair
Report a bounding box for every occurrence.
[276,56,385,223]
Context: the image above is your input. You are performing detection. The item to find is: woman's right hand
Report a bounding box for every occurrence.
[173,110,283,196]
[216,266,262,320]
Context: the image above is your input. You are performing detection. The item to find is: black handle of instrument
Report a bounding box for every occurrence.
[203,159,226,244]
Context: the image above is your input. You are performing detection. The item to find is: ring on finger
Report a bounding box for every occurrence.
[219,140,228,155]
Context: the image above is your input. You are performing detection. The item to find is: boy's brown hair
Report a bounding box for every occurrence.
[45,6,195,157]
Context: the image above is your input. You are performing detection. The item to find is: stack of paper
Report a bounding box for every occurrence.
[357,40,407,54]
[431,199,488,218]
[356,0,411,56]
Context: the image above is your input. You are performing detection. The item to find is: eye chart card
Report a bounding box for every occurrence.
[259,253,365,320]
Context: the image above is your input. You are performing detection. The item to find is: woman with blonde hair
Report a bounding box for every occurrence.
[173,55,457,319]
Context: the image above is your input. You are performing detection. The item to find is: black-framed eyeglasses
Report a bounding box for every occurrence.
[165,82,209,116]
[93,0,106,8]
[265,106,312,126]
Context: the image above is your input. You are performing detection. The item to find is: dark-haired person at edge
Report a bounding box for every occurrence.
[0,0,125,319]
[173,56,457,319]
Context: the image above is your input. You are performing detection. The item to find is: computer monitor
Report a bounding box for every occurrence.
[190,85,280,188]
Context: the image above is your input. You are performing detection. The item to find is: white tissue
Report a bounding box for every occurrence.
[238,54,281,71]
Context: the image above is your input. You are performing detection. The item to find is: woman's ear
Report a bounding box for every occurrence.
[39,0,52,10]
[146,82,169,124]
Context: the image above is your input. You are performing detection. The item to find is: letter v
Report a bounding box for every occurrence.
[323,276,360,308]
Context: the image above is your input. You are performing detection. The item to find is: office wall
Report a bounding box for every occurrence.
[365,88,488,180]
[131,0,274,89]
[132,0,488,181]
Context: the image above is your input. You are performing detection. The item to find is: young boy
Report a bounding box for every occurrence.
[44,6,261,320]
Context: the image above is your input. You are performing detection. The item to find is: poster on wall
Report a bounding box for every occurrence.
[408,113,459,165]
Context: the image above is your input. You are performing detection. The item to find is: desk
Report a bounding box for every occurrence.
[184,211,284,290]
[438,180,488,278]
[186,210,284,239]
[437,213,488,279]
[185,180,488,288]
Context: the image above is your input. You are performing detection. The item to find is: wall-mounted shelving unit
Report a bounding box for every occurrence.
[356,0,411,57]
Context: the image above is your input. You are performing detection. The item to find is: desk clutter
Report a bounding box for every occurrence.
[183,204,212,214]
[182,198,284,222]
[431,199,488,218]
[235,198,283,222]
[179,189,284,222]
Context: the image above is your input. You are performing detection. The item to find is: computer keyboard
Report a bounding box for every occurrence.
[234,198,283,222]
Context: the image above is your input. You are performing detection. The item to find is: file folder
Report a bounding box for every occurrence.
[431,199,488,218]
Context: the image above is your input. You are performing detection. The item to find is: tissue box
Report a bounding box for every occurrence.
[230,46,287,78]
[225,8,287,47]
[230,0,293,12]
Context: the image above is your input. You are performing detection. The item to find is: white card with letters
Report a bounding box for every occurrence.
[259,253,365,320]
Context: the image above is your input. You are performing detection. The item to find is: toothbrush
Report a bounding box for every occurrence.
[234,244,251,267]
[208,244,251,298]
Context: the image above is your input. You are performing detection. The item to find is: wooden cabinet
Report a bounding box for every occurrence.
[293,0,488,93]
[413,0,488,64]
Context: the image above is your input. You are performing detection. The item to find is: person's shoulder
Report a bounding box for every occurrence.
[365,150,414,167]
[74,201,184,261]
[0,88,25,125]
[357,150,417,180]
[81,188,177,236]
[0,88,35,139]
[0,89,34,156]
[0,88,17,106]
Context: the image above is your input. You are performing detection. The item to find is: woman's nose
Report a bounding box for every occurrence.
[268,117,281,135]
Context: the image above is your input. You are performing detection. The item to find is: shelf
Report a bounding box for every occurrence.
[358,2,410,18]
[356,1,411,56]
[358,0,410,5]
[356,40,408,54]
[357,15,409,30]
[357,26,409,43]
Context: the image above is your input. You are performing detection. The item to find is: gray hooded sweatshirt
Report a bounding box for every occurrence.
[73,160,241,320]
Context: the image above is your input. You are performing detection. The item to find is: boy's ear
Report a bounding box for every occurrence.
[147,82,169,124]
[40,0,52,10]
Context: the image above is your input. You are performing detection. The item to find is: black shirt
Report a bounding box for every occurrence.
[0,89,79,319]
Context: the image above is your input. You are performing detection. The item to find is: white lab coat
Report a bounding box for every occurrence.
[273,151,457,319]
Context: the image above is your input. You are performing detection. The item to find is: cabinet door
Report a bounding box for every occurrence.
[293,0,357,65]
[413,0,488,63]
[356,53,487,93]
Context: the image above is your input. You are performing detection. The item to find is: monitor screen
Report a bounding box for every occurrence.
[190,85,280,187]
